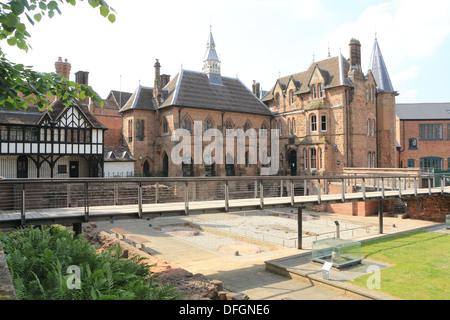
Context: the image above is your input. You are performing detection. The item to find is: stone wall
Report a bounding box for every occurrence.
[0,243,16,300]
[406,195,450,222]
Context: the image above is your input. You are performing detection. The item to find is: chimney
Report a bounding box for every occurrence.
[75,71,89,86]
[55,57,71,80]
[252,80,261,98]
[153,59,162,105]
[161,74,171,88]
[349,39,362,72]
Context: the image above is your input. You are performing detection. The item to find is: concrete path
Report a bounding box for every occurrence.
[93,213,443,301]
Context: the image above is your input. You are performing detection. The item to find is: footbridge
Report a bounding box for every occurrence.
[1,173,448,248]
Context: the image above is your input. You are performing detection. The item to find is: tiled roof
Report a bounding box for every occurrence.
[119,86,163,113]
[396,103,450,120]
[0,100,106,129]
[159,70,273,116]
[262,55,353,102]
[369,39,395,93]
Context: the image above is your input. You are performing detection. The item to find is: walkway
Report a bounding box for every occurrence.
[92,212,442,300]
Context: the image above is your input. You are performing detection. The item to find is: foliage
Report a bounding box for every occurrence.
[0,0,116,111]
[350,230,450,300]
[0,225,180,300]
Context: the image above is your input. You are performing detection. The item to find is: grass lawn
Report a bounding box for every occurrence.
[349,230,450,300]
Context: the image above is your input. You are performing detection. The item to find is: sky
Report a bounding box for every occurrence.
[3,0,450,103]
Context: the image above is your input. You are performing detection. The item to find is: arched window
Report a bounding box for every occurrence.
[275,93,280,107]
[312,85,317,99]
[182,154,194,177]
[321,115,327,132]
[163,117,169,133]
[261,123,268,137]
[292,119,296,136]
[368,152,372,168]
[367,120,371,136]
[310,115,317,132]
[310,148,317,170]
[372,120,375,136]
[244,121,251,132]
[182,117,192,133]
[319,148,323,170]
[224,119,234,132]
[304,149,308,170]
[204,154,215,177]
[319,84,323,98]
[288,119,292,136]
[290,90,295,105]
[204,118,213,132]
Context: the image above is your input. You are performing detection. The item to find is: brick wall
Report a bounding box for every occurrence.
[397,119,450,170]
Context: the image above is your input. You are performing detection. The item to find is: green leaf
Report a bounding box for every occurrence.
[100,5,109,17]
[10,1,25,15]
[7,37,17,46]
[108,13,115,23]
[49,10,54,18]
[16,23,26,34]
[39,2,47,10]
[34,13,42,22]
[48,1,58,11]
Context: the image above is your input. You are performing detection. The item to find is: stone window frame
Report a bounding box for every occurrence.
[321,114,327,132]
[310,114,318,133]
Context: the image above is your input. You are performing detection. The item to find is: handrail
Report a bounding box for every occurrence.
[0,173,432,185]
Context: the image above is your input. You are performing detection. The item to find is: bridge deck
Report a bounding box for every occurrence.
[1,186,448,228]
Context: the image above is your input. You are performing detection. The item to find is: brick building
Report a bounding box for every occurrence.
[260,37,398,175]
[120,31,273,177]
[396,103,450,172]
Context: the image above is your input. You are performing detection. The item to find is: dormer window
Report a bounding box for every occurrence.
[319,84,323,98]
[312,85,317,99]
[290,90,295,105]
[107,151,116,159]
[275,93,281,108]
[122,151,130,159]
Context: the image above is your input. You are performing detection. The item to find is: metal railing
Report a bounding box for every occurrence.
[0,173,448,227]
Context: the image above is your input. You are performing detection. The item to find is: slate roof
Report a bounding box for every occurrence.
[396,103,450,120]
[107,90,133,109]
[369,39,395,93]
[159,70,273,116]
[119,85,171,113]
[262,55,353,102]
[104,146,135,162]
[0,100,107,129]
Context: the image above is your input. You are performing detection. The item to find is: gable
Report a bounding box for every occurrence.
[56,105,92,129]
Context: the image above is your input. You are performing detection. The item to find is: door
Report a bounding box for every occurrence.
[290,150,297,176]
[162,154,169,177]
[143,161,150,177]
[17,156,28,179]
[70,161,79,178]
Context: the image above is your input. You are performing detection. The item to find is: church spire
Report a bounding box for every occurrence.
[369,37,394,93]
[202,26,222,85]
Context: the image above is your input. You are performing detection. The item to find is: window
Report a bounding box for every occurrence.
[292,119,296,136]
[244,121,251,132]
[407,159,415,168]
[372,120,375,136]
[409,138,417,150]
[136,120,145,141]
[420,157,443,171]
[280,154,284,170]
[276,93,280,108]
[303,149,308,170]
[372,153,376,168]
[182,117,192,133]
[319,148,323,170]
[225,120,234,130]
[419,124,443,140]
[290,91,295,105]
[0,126,7,141]
[321,115,327,132]
[163,117,169,133]
[310,149,317,170]
[58,165,67,174]
[204,118,213,132]
[128,119,133,142]
[10,127,23,141]
[260,123,268,137]
[310,115,317,132]
[312,85,317,99]
[319,84,323,98]
[288,119,292,136]
[367,120,371,136]
[368,152,372,168]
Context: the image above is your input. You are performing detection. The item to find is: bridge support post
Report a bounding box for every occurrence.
[73,223,82,236]
[378,200,383,234]
[297,207,303,250]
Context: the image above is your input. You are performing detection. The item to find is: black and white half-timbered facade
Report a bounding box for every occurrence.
[0,99,106,179]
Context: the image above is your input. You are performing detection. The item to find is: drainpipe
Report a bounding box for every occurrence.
[375,92,379,168]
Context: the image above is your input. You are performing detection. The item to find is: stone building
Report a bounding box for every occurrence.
[260,38,398,175]
[396,102,450,172]
[120,31,274,177]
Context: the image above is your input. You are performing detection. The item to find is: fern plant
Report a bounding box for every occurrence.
[1,225,180,300]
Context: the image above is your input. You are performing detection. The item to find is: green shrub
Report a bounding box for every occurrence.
[0,226,179,300]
